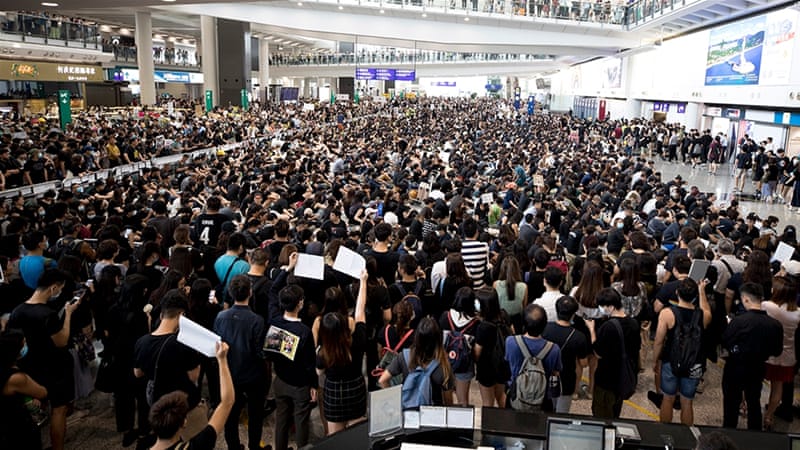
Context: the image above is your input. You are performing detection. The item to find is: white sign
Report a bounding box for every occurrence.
[294,253,325,280]
[178,315,221,357]
[332,246,366,279]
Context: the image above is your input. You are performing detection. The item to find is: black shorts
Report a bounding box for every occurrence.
[30,352,75,407]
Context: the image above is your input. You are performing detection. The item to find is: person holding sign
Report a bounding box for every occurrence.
[147,341,234,450]
[269,257,318,450]
[316,268,369,435]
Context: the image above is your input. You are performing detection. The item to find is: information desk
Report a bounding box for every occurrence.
[313,407,792,450]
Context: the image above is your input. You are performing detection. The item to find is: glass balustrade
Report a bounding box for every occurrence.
[270,51,554,66]
[106,44,200,67]
[0,12,99,49]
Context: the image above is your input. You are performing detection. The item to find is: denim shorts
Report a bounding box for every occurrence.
[454,366,475,382]
[660,361,700,400]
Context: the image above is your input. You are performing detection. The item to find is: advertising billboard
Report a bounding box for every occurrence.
[705,14,765,86]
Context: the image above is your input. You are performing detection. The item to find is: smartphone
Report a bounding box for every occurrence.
[208,290,216,303]
[85,279,94,289]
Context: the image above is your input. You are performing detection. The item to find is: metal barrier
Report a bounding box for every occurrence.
[0,140,247,201]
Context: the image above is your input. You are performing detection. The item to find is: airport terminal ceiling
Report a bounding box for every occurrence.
[2,0,792,62]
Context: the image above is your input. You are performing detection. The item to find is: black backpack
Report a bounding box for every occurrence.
[669,306,704,378]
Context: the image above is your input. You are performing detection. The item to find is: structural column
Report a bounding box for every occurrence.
[200,15,218,108]
[258,38,270,102]
[216,18,251,107]
[134,11,156,106]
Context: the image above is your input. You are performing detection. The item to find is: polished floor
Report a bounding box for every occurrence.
[59,159,800,449]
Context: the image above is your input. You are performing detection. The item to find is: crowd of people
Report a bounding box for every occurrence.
[269,50,551,67]
[0,97,798,450]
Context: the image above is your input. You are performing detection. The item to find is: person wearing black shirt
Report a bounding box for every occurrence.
[316,268,369,434]
[147,341,234,450]
[23,150,48,185]
[543,295,591,413]
[192,196,228,248]
[133,291,203,437]
[586,288,641,419]
[7,269,76,450]
[721,282,783,430]
[0,147,23,188]
[213,275,267,450]
[365,222,400,285]
[269,258,318,450]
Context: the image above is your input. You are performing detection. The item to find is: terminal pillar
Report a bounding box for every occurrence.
[134,11,156,106]
[200,15,218,109]
[216,18,251,107]
[258,39,270,102]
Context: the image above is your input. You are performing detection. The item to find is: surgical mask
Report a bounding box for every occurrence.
[77,186,84,193]
[19,343,28,359]
[78,205,85,212]
[38,210,46,217]
[50,288,61,301]
[616,222,624,229]
[159,189,166,195]
[87,214,96,220]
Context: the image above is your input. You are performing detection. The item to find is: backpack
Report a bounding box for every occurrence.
[401,348,439,410]
[509,336,553,412]
[668,306,704,378]
[394,280,424,321]
[443,314,477,374]
[371,327,414,387]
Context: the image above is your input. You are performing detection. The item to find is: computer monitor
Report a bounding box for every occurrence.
[789,434,800,450]
[546,418,614,450]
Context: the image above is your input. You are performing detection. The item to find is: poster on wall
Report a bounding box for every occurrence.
[786,127,800,158]
[600,58,622,89]
[760,9,798,85]
[705,14,766,86]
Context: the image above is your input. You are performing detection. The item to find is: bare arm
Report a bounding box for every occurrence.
[652,309,672,372]
[355,269,368,324]
[51,298,80,348]
[207,342,233,435]
[4,372,47,399]
[698,279,713,328]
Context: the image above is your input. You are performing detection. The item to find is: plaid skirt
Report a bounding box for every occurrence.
[323,375,367,423]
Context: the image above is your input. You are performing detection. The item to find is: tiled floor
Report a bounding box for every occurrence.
[61,160,800,449]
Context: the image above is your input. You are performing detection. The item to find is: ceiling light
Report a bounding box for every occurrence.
[379,9,384,13]
[338,5,343,9]
[464,17,469,21]
[162,0,177,2]
[297,2,302,5]
[41,2,59,6]
[422,13,427,17]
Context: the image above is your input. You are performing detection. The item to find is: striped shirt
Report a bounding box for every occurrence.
[461,239,489,289]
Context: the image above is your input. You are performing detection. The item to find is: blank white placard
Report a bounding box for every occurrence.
[294,254,325,280]
[403,410,420,429]
[419,406,447,428]
[446,407,474,429]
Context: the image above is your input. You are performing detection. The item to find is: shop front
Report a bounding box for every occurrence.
[0,60,103,115]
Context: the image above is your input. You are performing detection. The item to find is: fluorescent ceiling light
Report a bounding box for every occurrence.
[41,2,59,6]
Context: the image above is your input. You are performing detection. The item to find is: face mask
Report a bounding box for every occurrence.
[616,222,624,229]
[159,189,166,195]
[87,214,96,220]
[77,186,84,194]
[50,288,61,301]
[474,299,481,313]
[19,343,28,359]
[78,205,85,212]
[39,210,46,217]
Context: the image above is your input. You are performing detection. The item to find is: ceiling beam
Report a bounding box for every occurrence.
[688,10,717,21]
[706,4,732,15]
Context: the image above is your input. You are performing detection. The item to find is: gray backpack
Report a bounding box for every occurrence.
[509,336,553,412]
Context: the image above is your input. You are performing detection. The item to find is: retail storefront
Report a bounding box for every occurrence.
[0,60,103,114]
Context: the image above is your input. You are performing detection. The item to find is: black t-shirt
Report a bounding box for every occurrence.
[542,322,591,395]
[526,270,546,303]
[317,322,368,381]
[365,248,400,285]
[378,324,414,352]
[164,424,217,450]
[474,320,511,386]
[23,158,47,184]
[133,333,203,408]
[8,302,71,381]
[593,317,641,393]
[193,212,228,248]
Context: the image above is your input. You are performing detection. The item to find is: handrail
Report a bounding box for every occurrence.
[0,12,100,49]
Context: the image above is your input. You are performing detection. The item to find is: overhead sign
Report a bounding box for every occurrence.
[431,81,456,87]
[0,60,103,82]
[355,68,415,81]
[155,71,190,83]
[118,68,203,84]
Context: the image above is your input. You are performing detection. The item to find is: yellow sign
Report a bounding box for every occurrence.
[0,60,103,82]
